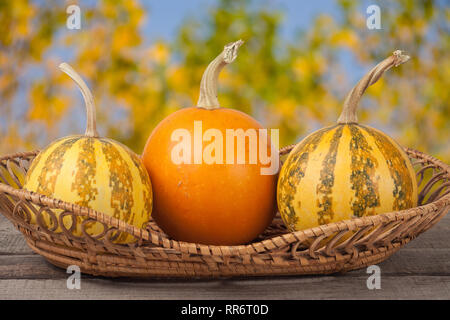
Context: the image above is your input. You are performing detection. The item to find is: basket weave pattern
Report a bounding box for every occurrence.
[0,147,449,278]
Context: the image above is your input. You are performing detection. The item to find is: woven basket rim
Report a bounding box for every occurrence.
[0,147,449,256]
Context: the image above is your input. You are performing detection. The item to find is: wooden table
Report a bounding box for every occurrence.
[1,213,449,300]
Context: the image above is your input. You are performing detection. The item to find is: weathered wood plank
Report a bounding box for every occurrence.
[0,233,34,255]
[0,216,17,235]
[0,275,449,300]
[0,255,70,280]
[0,215,34,255]
[0,247,449,280]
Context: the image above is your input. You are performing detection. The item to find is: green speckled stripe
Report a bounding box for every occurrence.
[100,139,135,223]
[278,125,336,230]
[36,137,81,196]
[71,138,98,207]
[360,125,415,210]
[348,125,380,217]
[316,126,344,225]
[123,147,153,217]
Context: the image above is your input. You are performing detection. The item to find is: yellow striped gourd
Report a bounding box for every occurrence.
[277,50,418,232]
[23,63,153,243]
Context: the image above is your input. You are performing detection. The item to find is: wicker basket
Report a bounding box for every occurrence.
[0,146,448,278]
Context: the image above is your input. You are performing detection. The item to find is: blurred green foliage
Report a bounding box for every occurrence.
[0,0,448,161]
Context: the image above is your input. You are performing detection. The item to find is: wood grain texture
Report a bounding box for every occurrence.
[0,213,449,300]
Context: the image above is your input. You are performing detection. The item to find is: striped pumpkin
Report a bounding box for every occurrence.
[277,50,418,232]
[23,63,152,243]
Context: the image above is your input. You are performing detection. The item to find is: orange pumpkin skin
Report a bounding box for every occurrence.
[142,107,277,245]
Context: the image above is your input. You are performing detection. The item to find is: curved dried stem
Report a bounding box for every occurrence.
[337,50,410,124]
[59,63,99,137]
[197,40,244,110]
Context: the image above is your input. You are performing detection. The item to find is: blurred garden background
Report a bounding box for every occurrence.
[0,0,448,161]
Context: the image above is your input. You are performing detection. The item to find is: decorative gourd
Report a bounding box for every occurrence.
[277,50,418,232]
[141,40,277,245]
[23,63,153,243]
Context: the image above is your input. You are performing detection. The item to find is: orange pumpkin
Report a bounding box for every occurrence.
[142,41,277,245]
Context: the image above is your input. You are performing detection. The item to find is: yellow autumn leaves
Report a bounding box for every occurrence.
[0,0,448,162]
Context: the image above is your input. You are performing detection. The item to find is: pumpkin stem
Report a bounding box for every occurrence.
[58,63,99,138]
[337,50,410,124]
[197,40,244,110]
